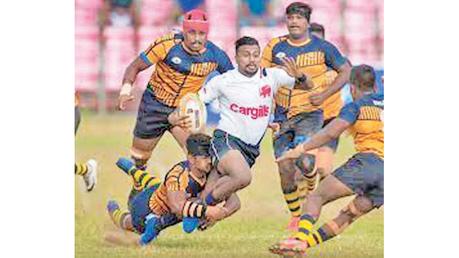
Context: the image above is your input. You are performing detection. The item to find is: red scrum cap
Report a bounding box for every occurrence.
[182,9,209,34]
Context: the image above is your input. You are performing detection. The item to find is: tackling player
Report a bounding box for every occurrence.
[117,9,233,173]
[106,133,238,245]
[74,91,97,191]
[262,2,351,230]
[269,65,383,256]
[199,36,314,219]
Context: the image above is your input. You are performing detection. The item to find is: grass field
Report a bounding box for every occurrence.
[75,112,383,258]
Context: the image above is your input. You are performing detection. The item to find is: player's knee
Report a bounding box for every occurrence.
[235,170,252,189]
[341,197,372,222]
[295,153,316,176]
[130,146,152,168]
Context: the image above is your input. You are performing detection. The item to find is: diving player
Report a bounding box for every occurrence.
[117,9,234,172]
[269,65,383,256]
[261,2,351,230]
[106,133,238,245]
[199,36,314,219]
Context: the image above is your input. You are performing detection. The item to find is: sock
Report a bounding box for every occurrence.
[294,214,316,241]
[131,169,161,191]
[109,208,131,230]
[297,179,309,201]
[303,170,318,192]
[75,163,88,176]
[205,192,218,205]
[283,186,301,217]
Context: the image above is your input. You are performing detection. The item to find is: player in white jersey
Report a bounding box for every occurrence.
[197,36,314,226]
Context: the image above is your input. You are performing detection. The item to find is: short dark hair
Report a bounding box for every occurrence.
[235,36,260,53]
[310,22,325,37]
[286,2,312,22]
[186,133,211,157]
[350,64,376,90]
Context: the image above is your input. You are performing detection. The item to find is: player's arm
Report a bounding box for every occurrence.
[221,193,241,218]
[310,42,351,106]
[118,36,173,110]
[277,102,359,162]
[199,74,222,104]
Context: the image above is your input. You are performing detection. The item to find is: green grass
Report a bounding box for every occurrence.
[75,112,383,258]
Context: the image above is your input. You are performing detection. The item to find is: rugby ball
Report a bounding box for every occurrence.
[179,93,207,134]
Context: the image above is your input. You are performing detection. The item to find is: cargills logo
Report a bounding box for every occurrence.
[230,104,269,119]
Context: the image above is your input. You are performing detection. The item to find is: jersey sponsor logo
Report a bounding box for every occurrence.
[275,52,286,59]
[172,56,182,64]
[230,103,269,119]
[259,85,271,98]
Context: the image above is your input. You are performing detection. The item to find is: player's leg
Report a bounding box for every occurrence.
[315,137,339,180]
[75,159,98,192]
[169,126,191,155]
[107,200,135,232]
[205,150,252,204]
[274,130,303,228]
[294,111,324,197]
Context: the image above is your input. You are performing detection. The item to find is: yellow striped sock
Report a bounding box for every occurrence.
[75,163,88,176]
[283,187,302,217]
[294,214,316,243]
[297,179,309,201]
[304,170,318,192]
[110,208,130,229]
[132,170,161,191]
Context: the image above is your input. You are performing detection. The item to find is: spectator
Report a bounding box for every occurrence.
[239,0,276,27]
[100,0,138,28]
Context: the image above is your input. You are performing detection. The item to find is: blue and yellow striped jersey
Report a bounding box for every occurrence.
[149,161,206,216]
[261,35,347,121]
[339,93,384,159]
[140,33,234,107]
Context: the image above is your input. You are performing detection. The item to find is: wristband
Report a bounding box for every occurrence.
[120,82,133,96]
[182,200,207,218]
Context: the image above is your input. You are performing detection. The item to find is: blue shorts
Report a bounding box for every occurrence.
[128,185,159,233]
[273,110,324,158]
[210,129,260,168]
[333,153,384,208]
[133,88,176,139]
[322,117,339,152]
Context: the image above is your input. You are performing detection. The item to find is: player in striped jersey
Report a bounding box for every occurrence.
[270,65,383,256]
[106,134,239,245]
[117,9,233,173]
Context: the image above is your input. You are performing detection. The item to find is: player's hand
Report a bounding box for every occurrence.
[276,144,305,163]
[168,111,192,130]
[309,92,327,106]
[268,122,280,136]
[118,94,135,111]
[280,57,303,79]
[205,206,227,223]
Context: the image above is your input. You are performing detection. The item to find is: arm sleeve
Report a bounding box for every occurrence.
[216,50,234,74]
[338,102,360,124]
[140,34,176,66]
[269,68,296,92]
[322,40,347,71]
[199,75,222,104]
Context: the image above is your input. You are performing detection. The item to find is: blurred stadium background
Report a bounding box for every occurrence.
[75,0,384,117]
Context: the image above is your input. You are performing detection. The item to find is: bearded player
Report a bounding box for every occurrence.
[117,9,233,174]
[262,2,351,230]
[106,133,240,245]
[199,36,314,221]
[269,65,383,256]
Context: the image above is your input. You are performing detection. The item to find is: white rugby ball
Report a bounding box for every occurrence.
[179,93,207,134]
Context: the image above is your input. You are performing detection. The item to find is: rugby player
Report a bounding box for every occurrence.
[199,36,314,218]
[269,65,383,256]
[261,2,351,230]
[106,133,238,245]
[295,22,349,200]
[74,91,97,191]
[117,9,234,173]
